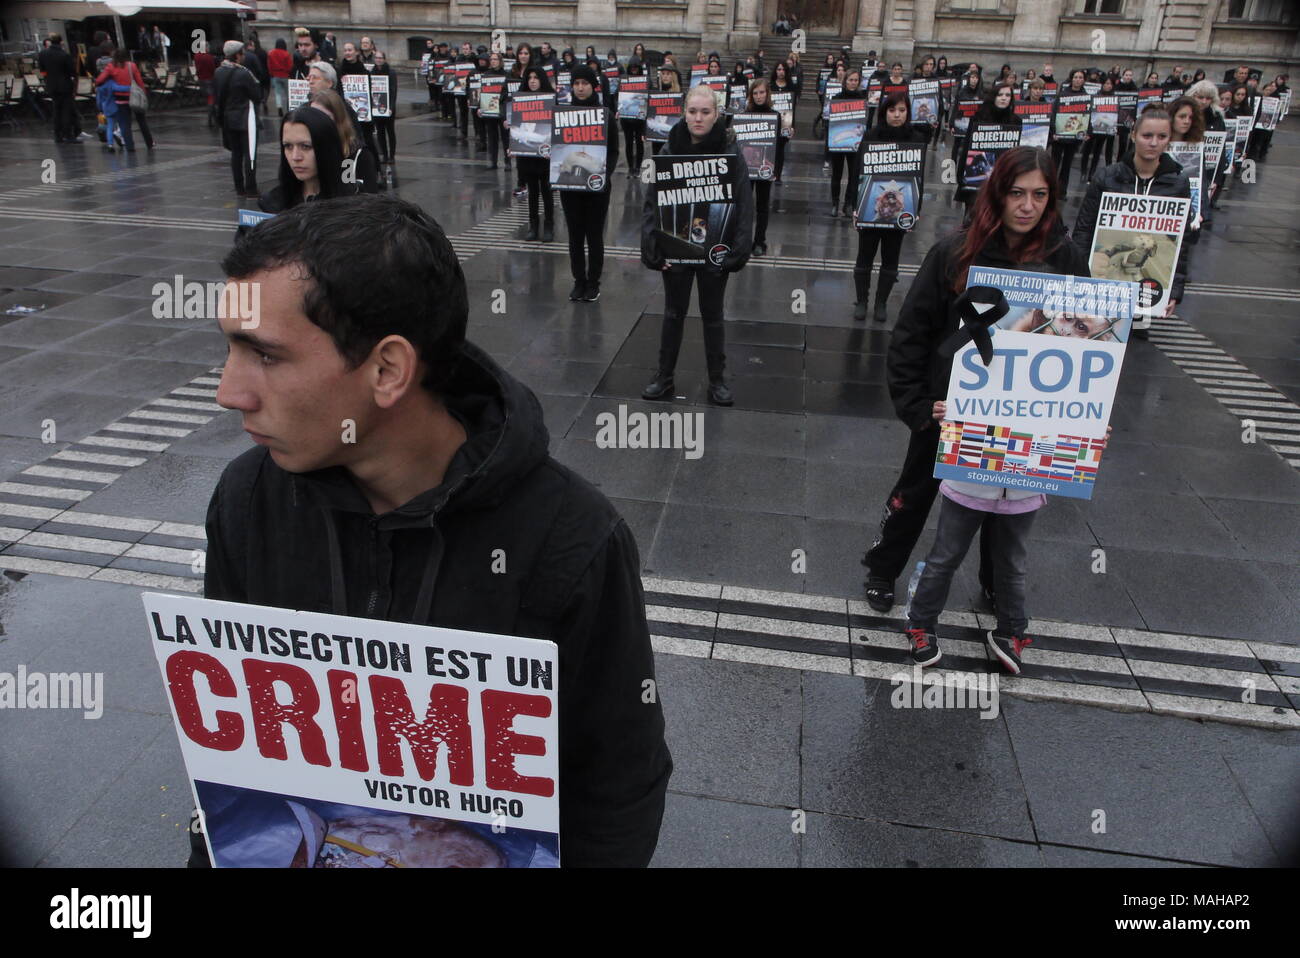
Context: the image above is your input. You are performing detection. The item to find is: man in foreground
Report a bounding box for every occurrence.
[193,195,671,867]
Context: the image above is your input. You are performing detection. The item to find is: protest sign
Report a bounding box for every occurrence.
[603,65,620,95]
[822,80,842,119]
[237,209,273,229]
[855,140,924,230]
[732,113,779,180]
[478,76,503,118]
[909,78,940,129]
[1167,141,1204,226]
[1202,130,1227,181]
[700,76,728,112]
[449,63,472,96]
[960,123,1021,196]
[771,90,795,138]
[645,92,682,142]
[1232,115,1252,166]
[1088,192,1191,316]
[728,83,748,114]
[1013,100,1053,149]
[555,70,571,104]
[550,104,608,191]
[1083,81,1102,96]
[617,75,648,120]
[951,94,981,136]
[506,92,554,157]
[341,74,371,123]
[1090,94,1118,135]
[1116,90,1138,128]
[1136,87,1164,118]
[1256,96,1281,131]
[826,97,868,152]
[370,75,391,119]
[1054,92,1091,141]
[866,76,882,108]
[144,592,560,868]
[287,78,310,110]
[689,64,708,87]
[651,153,742,266]
[936,268,1136,499]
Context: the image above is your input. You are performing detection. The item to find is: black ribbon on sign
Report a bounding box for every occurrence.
[938,285,1010,366]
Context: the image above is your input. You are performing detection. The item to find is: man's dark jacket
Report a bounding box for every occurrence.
[199,341,672,867]
[213,61,263,131]
[887,220,1090,433]
[38,45,76,94]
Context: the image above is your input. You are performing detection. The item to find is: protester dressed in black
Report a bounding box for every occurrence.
[958,82,1021,216]
[371,50,397,164]
[828,70,869,218]
[257,105,356,214]
[862,146,1088,613]
[853,93,928,322]
[745,78,785,256]
[1079,75,1116,182]
[213,42,264,195]
[640,85,754,407]
[38,35,78,142]
[619,57,647,174]
[336,42,381,162]
[560,66,618,302]
[197,195,671,868]
[1050,69,1090,192]
[512,66,555,242]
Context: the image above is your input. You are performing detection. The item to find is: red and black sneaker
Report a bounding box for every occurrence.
[905,627,942,668]
[988,631,1033,675]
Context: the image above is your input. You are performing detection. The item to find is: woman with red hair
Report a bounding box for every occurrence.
[862,148,1089,670]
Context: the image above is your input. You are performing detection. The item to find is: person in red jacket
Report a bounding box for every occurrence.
[267,37,293,115]
[95,47,150,151]
[194,41,218,127]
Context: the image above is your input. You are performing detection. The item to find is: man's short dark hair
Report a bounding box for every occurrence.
[222,195,468,394]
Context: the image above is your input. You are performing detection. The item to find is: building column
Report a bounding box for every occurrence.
[851,0,885,55]
[730,0,762,51]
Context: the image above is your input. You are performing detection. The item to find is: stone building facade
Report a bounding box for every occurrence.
[251,0,1296,76]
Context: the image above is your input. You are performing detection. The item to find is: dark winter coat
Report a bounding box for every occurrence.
[887,220,1090,433]
[213,62,263,131]
[1073,150,1192,301]
[200,341,672,867]
[641,114,754,273]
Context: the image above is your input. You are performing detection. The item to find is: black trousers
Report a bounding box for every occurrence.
[752,179,772,244]
[855,229,903,273]
[1117,126,1131,159]
[455,96,469,133]
[520,159,553,224]
[864,425,994,588]
[50,91,76,140]
[228,129,256,192]
[830,151,858,207]
[775,135,788,181]
[1080,133,1113,180]
[441,90,454,120]
[620,119,645,172]
[1052,140,1082,192]
[484,118,500,164]
[657,269,729,379]
[471,110,485,143]
[375,117,395,159]
[559,190,610,283]
[133,109,154,148]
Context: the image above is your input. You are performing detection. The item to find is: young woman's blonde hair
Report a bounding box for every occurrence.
[309,89,357,155]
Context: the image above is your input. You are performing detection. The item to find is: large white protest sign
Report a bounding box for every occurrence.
[145,593,559,868]
[937,268,1136,500]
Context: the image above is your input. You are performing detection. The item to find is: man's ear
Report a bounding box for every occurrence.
[369,335,421,409]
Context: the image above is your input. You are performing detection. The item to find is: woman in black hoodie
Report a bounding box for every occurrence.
[1050,68,1090,193]
[958,81,1021,215]
[640,83,754,406]
[853,91,929,322]
[829,69,868,218]
[512,65,555,242]
[1074,106,1192,334]
[561,65,619,302]
[619,57,647,174]
[372,49,397,165]
[258,105,355,213]
[745,77,785,255]
[480,50,508,169]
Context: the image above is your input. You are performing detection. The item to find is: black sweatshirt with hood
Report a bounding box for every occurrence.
[641,115,754,272]
[199,341,672,867]
[1073,149,1192,301]
[887,219,1090,433]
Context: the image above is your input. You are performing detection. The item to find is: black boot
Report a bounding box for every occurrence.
[853,269,871,321]
[707,379,734,406]
[542,218,554,243]
[526,215,538,241]
[642,373,675,400]
[873,268,898,323]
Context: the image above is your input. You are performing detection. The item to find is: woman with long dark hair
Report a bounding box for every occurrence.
[1079,74,1116,183]
[958,80,1021,215]
[1050,68,1089,192]
[853,91,928,321]
[512,65,555,242]
[560,65,618,301]
[863,146,1087,622]
[258,105,353,212]
[828,68,867,218]
[641,84,753,406]
[746,77,784,255]
[309,89,379,194]
[895,147,1095,672]
[620,56,646,174]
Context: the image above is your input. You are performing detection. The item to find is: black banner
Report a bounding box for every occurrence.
[855,141,924,230]
[732,113,779,180]
[652,153,742,266]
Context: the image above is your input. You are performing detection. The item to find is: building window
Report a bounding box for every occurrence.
[1079,0,1123,13]
[1227,0,1296,22]
[947,0,1004,12]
